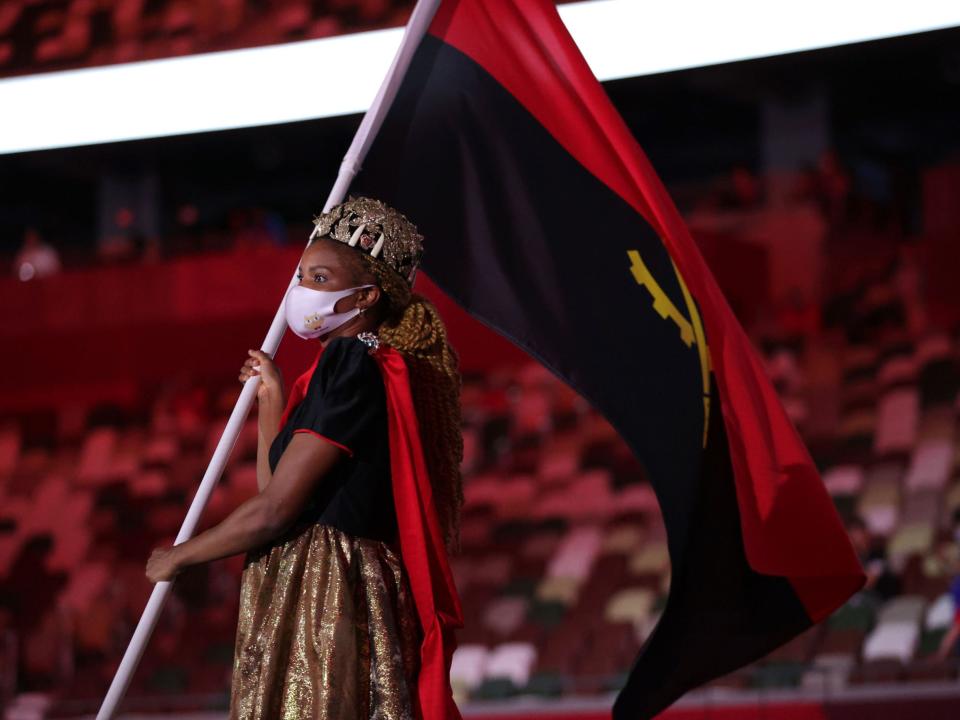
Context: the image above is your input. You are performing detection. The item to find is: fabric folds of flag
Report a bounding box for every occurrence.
[354,0,866,716]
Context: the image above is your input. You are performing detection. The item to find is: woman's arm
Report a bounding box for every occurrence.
[236,348,286,492]
[145,433,347,582]
[256,392,284,492]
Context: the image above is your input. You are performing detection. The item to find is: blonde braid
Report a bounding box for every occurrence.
[360,254,464,554]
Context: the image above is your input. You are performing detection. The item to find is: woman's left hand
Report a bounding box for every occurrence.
[146,545,183,584]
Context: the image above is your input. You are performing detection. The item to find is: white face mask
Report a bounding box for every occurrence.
[284,283,374,340]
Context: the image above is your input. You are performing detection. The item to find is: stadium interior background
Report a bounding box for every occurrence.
[2,2,960,718]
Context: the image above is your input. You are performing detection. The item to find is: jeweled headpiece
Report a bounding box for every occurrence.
[309,196,424,286]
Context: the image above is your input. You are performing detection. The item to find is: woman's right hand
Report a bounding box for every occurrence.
[240,349,284,404]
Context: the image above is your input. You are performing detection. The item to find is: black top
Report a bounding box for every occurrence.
[268,336,397,543]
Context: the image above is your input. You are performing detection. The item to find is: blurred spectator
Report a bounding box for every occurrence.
[177,203,199,228]
[847,515,900,603]
[764,345,809,428]
[97,207,138,264]
[13,227,61,281]
[937,577,960,660]
[730,164,762,210]
[894,242,928,335]
[701,163,764,212]
[816,149,853,227]
[765,347,804,396]
[773,286,821,353]
[166,202,207,256]
[936,510,960,660]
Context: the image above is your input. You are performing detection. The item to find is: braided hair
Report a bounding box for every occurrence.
[313,237,464,554]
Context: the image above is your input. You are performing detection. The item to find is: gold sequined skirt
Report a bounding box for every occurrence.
[229,522,421,720]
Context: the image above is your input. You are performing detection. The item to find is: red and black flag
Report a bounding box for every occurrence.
[354,1,866,716]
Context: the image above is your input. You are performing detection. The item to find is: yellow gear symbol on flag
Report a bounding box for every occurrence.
[627,249,712,448]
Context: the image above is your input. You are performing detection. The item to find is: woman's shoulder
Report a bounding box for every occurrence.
[309,335,382,392]
[286,335,388,457]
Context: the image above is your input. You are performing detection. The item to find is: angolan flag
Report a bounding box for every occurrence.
[353,1,866,716]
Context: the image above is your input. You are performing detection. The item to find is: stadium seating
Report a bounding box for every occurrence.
[1,202,959,714]
[0,1,580,79]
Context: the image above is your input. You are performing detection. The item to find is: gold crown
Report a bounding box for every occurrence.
[310,196,423,286]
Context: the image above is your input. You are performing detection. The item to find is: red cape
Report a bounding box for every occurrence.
[278,341,464,720]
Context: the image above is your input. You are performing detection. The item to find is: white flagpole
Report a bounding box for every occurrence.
[95,2,442,717]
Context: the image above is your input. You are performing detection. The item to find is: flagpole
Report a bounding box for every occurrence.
[95,2,441,717]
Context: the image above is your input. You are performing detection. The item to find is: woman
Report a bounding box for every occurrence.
[145,197,464,720]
